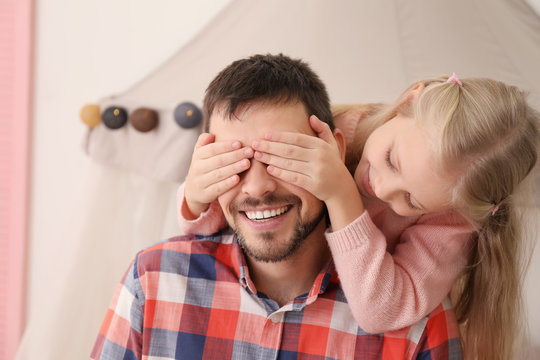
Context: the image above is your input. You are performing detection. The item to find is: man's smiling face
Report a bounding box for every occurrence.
[210,101,327,263]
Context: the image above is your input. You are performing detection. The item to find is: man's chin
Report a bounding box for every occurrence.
[231,206,326,263]
[234,229,299,263]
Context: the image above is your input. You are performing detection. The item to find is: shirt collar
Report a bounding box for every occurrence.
[230,234,338,300]
[231,238,257,294]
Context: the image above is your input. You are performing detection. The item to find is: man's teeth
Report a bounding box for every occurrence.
[245,206,288,220]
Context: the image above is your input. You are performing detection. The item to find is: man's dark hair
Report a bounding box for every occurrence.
[202,53,333,132]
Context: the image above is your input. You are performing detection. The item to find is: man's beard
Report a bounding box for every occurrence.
[229,194,326,263]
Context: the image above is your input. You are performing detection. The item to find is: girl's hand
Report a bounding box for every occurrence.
[184,133,253,218]
[252,115,352,203]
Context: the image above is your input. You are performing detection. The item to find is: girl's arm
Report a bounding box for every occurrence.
[326,209,472,333]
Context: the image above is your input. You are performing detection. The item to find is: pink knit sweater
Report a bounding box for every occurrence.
[177,109,473,333]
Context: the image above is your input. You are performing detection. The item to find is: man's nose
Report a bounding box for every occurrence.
[241,159,277,197]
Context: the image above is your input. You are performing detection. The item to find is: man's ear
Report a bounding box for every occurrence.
[333,128,347,162]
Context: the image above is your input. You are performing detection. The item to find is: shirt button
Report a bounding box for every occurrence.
[268,314,281,324]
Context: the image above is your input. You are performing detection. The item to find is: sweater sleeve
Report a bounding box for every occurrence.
[333,103,382,144]
[177,182,227,236]
[325,210,472,333]
[333,106,369,144]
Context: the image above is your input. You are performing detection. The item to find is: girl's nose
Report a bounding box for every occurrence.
[374,176,399,204]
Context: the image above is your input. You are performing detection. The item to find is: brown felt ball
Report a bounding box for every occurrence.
[130,107,159,132]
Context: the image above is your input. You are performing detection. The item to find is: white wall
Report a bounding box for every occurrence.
[28,0,231,325]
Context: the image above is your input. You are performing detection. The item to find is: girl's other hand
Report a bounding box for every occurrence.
[184,133,253,218]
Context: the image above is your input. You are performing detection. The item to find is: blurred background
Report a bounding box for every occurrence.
[1,0,539,359]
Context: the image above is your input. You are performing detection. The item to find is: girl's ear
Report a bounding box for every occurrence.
[397,82,426,111]
[408,82,425,102]
[333,128,347,162]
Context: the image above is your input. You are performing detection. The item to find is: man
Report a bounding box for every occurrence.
[91,54,462,359]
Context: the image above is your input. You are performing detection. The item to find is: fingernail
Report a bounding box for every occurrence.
[244,147,253,156]
[252,140,260,148]
[232,141,241,149]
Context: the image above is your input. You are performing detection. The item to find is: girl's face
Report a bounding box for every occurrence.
[354,114,460,216]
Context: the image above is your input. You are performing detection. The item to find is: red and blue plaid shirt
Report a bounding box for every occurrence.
[91,230,463,359]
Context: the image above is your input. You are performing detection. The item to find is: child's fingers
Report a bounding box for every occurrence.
[259,131,321,149]
[202,158,251,188]
[187,171,242,209]
[197,146,253,174]
[266,164,310,186]
[252,138,313,160]
[195,133,216,148]
[254,117,337,155]
[309,115,338,146]
[254,150,312,174]
[203,174,242,199]
[195,137,248,160]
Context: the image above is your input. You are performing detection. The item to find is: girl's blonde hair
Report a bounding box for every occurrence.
[334,76,539,360]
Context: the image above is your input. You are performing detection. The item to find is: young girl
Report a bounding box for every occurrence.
[178,74,539,360]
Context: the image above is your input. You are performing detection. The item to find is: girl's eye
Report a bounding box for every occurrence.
[385,149,396,170]
[405,193,421,211]
[385,147,421,211]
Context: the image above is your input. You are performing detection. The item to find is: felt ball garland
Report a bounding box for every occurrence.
[80,102,202,132]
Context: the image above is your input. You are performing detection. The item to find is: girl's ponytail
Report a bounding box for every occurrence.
[419,76,539,360]
[453,199,528,359]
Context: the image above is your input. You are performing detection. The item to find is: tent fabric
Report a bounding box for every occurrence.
[16,0,540,358]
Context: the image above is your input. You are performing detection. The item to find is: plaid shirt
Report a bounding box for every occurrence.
[91,230,463,359]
